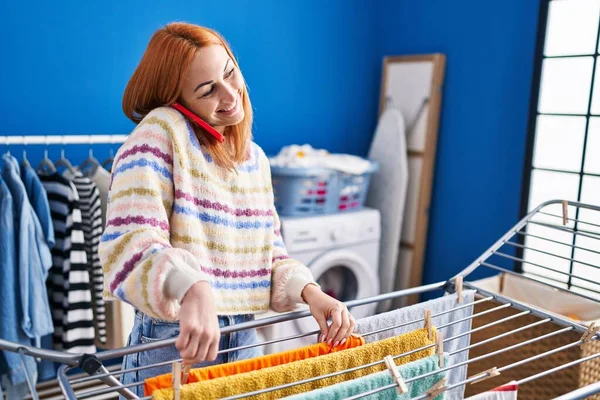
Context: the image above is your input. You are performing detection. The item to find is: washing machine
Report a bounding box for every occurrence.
[256,207,381,353]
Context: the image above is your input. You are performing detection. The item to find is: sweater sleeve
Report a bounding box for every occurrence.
[98,120,209,321]
[269,208,318,312]
[258,150,318,312]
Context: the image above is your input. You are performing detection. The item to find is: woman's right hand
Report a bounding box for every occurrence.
[175,281,221,365]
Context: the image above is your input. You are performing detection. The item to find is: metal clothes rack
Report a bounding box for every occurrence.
[0,199,599,399]
[1,134,128,145]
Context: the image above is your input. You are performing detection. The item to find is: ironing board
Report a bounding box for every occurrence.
[365,105,409,313]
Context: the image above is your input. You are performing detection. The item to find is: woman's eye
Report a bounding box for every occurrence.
[202,86,215,98]
[225,68,235,78]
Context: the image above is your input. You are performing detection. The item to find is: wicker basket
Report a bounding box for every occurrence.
[465,274,600,399]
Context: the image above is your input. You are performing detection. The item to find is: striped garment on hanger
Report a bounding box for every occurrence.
[63,171,107,346]
[40,173,96,354]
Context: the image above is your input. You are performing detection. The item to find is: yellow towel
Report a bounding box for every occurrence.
[153,327,435,400]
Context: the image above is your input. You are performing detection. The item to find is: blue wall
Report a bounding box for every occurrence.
[0,0,379,162]
[374,1,541,294]
[1,1,541,290]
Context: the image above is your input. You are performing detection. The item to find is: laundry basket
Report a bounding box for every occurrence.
[465,273,600,399]
[271,161,378,217]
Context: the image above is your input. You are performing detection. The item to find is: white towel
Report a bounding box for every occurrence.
[269,144,372,175]
[355,291,476,400]
[465,381,518,399]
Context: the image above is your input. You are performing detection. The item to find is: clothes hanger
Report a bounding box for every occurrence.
[54,135,76,174]
[80,135,100,177]
[37,136,57,175]
[102,135,115,170]
[21,135,31,169]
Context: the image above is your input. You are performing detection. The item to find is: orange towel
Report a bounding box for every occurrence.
[144,334,365,396]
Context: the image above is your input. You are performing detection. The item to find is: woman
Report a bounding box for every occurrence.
[99,22,355,394]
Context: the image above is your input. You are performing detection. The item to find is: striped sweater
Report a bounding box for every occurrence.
[98,107,316,320]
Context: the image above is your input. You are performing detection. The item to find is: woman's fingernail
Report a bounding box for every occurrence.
[341,338,346,345]
[327,339,333,346]
[320,334,325,342]
[333,341,339,347]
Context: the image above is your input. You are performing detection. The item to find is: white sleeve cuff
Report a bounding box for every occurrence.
[164,267,209,304]
[285,273,319,305]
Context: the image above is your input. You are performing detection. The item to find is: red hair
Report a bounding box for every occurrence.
[122,22,253,171]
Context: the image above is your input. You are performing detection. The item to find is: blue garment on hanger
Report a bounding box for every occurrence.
[1,154,53,347]
[0,176,38,388]
[21,163,55,251]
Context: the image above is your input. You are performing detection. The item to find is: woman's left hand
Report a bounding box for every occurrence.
[302,284,356,347]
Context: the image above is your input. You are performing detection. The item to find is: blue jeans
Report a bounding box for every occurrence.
[121,311,262,397]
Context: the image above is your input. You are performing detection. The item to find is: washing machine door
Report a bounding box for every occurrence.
[295,249,380,337]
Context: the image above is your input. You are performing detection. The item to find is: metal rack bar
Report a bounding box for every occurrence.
[90,281,446,363]
[492,251,600,287]
[537,210,600,230]
[1,134,128,145]
[515,230,600,257]
[519,351,600,387]
[457,200,600,280]
[360,296,492,339]
[449,317,550,356]
[478,262,600,303]
[553,380,600,400]
[464,282,592,336]
[445,310,532,346]
[0,338,81,365]
[528,220,600,241]
[503,239,600,272]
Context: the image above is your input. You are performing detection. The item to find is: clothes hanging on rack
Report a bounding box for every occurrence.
[89,166,110,225]
[465,381,518,399]
[89,165,127,350]
[152,328,436,400]
[40,173,96,354]
[20,162,55,250]
[283,353,448,400]
[0,176,38,394]
[355,290,475,400]
[63,170,107,346]
[1,154,54,347]
[144,335,366,395]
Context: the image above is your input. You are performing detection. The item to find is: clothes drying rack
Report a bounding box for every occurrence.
[1,199,599,399]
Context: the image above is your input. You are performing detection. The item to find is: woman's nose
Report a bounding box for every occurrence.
[221,82,237,103]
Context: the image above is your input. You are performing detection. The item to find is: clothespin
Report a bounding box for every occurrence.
[580,322,599,345]
[424,309,433,340]
[172,362,182,400]
[426,378,447,398]
[383,355,408,394]
[455,276,463,304]
[182,364,191,385]
[435,331,444,368]
[562,200,568,225]
[469,367,500,384]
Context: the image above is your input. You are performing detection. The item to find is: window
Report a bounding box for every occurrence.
[520,0,600,291]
